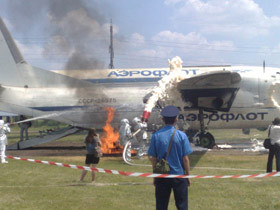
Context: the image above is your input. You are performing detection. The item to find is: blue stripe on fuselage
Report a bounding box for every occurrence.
[31,106,84,111]
[85,78,161,84]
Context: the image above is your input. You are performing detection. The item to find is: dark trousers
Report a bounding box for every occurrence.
[266,144,280,172]
[155,178,188,210]
[20,124,29,141]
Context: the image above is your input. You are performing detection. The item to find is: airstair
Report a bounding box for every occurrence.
[7,126,81,150]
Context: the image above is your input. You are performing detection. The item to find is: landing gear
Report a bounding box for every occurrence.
[195,108,216,149]
[185,129,197,143]
[198,132,215,149]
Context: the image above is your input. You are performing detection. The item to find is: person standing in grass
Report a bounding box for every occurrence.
[19,115,30,141]
[148,106,192,210]
[80,129,102,183]
[267,117,280,172]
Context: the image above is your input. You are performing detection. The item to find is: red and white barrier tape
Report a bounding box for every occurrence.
[6,155,280,179]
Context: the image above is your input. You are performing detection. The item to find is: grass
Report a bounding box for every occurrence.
[1,127,276,210]
[209,128,268,143]
[0,152,279,210]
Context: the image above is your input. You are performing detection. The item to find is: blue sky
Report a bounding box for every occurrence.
[1,0,280,70]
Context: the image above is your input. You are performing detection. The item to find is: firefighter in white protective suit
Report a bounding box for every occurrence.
[119,119,132,146]
[132,117,148,158]
[0,120,10,163]
[119,119,132,161]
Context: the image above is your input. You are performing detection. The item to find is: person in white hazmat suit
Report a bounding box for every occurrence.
[119,119,132,161]
[0,120,10,163]
[132,117,148,158]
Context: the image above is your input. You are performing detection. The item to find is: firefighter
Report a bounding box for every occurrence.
[0,120,10,163]
[132,117,148,158]
[119,119,132,161]
[119,119,132,146]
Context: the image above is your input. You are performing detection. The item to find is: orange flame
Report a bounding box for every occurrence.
[100,107,122,154]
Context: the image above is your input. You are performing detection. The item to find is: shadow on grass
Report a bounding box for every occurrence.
[190,151,207,169]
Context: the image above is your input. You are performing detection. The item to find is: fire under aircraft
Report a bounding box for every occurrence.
[0,16,280,150]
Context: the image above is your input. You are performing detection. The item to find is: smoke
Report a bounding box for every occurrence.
[5,0,111,69]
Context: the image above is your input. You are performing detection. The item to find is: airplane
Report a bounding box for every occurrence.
[0,15,279,150]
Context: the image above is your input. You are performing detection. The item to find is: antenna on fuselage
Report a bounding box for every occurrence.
[109,19,114,69]
[263,60,265,73]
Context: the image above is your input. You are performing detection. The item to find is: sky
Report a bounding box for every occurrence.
[1,0,280,70]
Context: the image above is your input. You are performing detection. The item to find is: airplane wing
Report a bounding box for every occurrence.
[178,70,241,112]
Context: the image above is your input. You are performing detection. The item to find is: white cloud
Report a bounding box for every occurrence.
[130,33,146,47]
[152,30,235,53]
[167,0,280,37]
[124,30,235,67]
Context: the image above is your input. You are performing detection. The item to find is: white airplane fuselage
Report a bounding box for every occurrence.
[44,66,280,131]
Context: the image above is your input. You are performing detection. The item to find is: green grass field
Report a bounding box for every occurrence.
[1,153,279,210]
[1,127,278,210]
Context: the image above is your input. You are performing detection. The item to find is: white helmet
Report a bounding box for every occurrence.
[132,117,141,125]
[0,120,4,126]
[120,119,129,125]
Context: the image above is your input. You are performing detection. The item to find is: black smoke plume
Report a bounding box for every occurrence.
[6,0,110,69]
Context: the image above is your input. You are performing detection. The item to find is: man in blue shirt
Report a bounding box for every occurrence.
[148,106,192,210]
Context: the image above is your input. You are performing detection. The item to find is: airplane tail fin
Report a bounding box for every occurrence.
[0,16,27,87]
[0,17,25,64]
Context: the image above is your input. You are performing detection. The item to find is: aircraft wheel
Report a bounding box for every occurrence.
[199,132,215,149]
